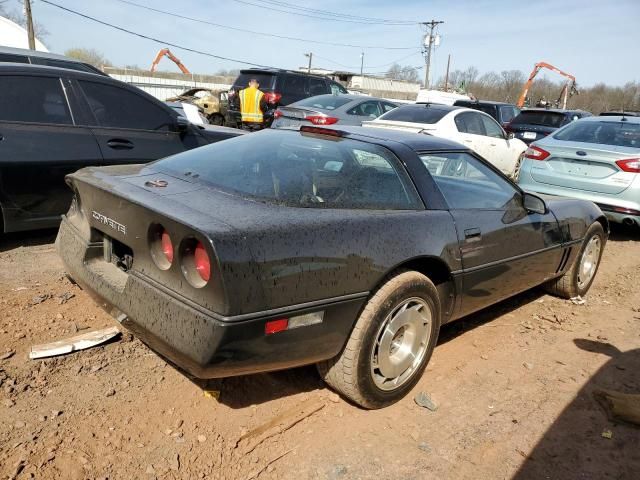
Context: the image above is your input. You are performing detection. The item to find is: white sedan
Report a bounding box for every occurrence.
[364,103,528,177]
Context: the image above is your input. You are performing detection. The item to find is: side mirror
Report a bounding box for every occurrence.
[506,132,515,140]
[523,192,547,215]
[176,115,190,132]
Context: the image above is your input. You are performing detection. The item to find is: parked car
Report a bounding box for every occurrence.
[227,69,349,127]
[166,88,229,125]
[505,108,592,145]
[57,125,607,409]
[0,45,105,75]
[453,99,520,128]
[0,64,243,234]
[272,94,397,128]
[364,103,527,177]
[518,116,640,227]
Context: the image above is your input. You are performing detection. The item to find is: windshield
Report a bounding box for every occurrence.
[511,111,566,128]
[379,105,449,124]
[154,130,421,210]
[294,95,352,111]
[553,120,640,148]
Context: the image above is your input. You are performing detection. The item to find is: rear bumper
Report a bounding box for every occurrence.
[56,217,365,379]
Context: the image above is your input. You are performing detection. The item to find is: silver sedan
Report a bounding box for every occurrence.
[271,94,399,128]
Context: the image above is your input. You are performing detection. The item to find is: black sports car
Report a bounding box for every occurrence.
[56,125,608,408]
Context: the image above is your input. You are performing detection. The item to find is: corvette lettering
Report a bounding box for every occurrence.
[92,211,126,235]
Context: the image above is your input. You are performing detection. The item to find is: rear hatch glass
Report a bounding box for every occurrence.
[511,111,566,128]
[233,71,277,91]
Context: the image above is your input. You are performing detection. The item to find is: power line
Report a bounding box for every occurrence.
[227,0,418,25]
[111,0,418,50]
[40,0,271,68]
[254,0,417,25]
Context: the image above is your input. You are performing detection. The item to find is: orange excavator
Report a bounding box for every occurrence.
[150,48,191,74]
[517,61,578,109]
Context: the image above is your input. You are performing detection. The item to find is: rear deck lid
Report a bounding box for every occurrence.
[529,142,639,194]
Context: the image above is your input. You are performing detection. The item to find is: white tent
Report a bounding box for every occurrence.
[0,15,48,51]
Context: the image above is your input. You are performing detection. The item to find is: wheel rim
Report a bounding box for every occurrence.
[512,154,523,181]
[577,236,601,289]
[370,297,432,391]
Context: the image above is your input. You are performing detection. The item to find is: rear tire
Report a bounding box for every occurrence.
[317,271,441,409]
[544,222,605,298]
[209,113,225,126]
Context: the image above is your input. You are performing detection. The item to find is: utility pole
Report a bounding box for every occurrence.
[444,54,451,91]
[24,0,36,50]
[304,52,313,73]
[360,52,365,80]
[421,19,443,89]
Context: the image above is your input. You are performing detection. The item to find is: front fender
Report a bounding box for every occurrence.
[543,196,608,242]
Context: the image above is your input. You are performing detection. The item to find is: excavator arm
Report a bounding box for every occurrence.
[150,48,191,75]
[516,61,577,108]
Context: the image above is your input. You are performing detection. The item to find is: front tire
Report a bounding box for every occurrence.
[317,271,441,409]
[511,152,524,182]
[544,222,606,298]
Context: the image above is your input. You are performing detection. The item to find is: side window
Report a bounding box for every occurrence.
[381,102,397,113]
[79,80,174,130]
[283,74,307,97]
[500,106,518,124]
[480,114,505,138]
[329,81,347,95]
[420,152,519,209]
[308,77,327,96]
[455,112,486,135]
[347,101,382,118]
[0,53,29,63]
[0,75,72,125]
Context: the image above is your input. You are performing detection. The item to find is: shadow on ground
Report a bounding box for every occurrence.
[0,228,58,253]
[513,339,640,479]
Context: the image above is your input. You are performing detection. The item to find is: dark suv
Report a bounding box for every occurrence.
[0,64,242,233]
[453,100,520,128]
[504,108,592,144]
[227,69,349,127]
[0,45,105,75]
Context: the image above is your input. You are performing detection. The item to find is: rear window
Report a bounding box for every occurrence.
[233,72,276,90]
[154,129,422,210]
[511,111,566,128]
[553,120,640,148]
[379,105,449,124]
[294,95,352,111]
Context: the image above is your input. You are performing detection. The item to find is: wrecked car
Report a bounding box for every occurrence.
[57,125,607,408]
[166,88,229,126]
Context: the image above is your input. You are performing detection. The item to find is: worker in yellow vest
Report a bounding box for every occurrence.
[239,79,268,131]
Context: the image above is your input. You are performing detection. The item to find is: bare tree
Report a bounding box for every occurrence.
[386,63,420,83]
[0,1,48,39]
[64,48,112,68]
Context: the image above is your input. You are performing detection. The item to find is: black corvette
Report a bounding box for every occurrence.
[56,125,608,408]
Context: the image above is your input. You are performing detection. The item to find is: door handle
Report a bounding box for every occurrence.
[0,134,4,142]
[464,228,481,241]
[106,139,134,150]
[463,139,473,143]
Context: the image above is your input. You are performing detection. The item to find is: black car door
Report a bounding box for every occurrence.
[73,79,201,164]
[0,73,103,232]
[419,151,563,317]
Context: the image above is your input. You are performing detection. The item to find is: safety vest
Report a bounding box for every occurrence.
[239,86,264,123]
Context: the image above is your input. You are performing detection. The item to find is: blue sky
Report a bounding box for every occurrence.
[28,0,640,86]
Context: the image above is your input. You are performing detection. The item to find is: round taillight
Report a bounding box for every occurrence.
[180,238,211,288]
[149,224,173,270]
[161,230,174,263]
[194,242,210,282]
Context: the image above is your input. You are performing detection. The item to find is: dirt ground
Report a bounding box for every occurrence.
[1,225,639,480]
